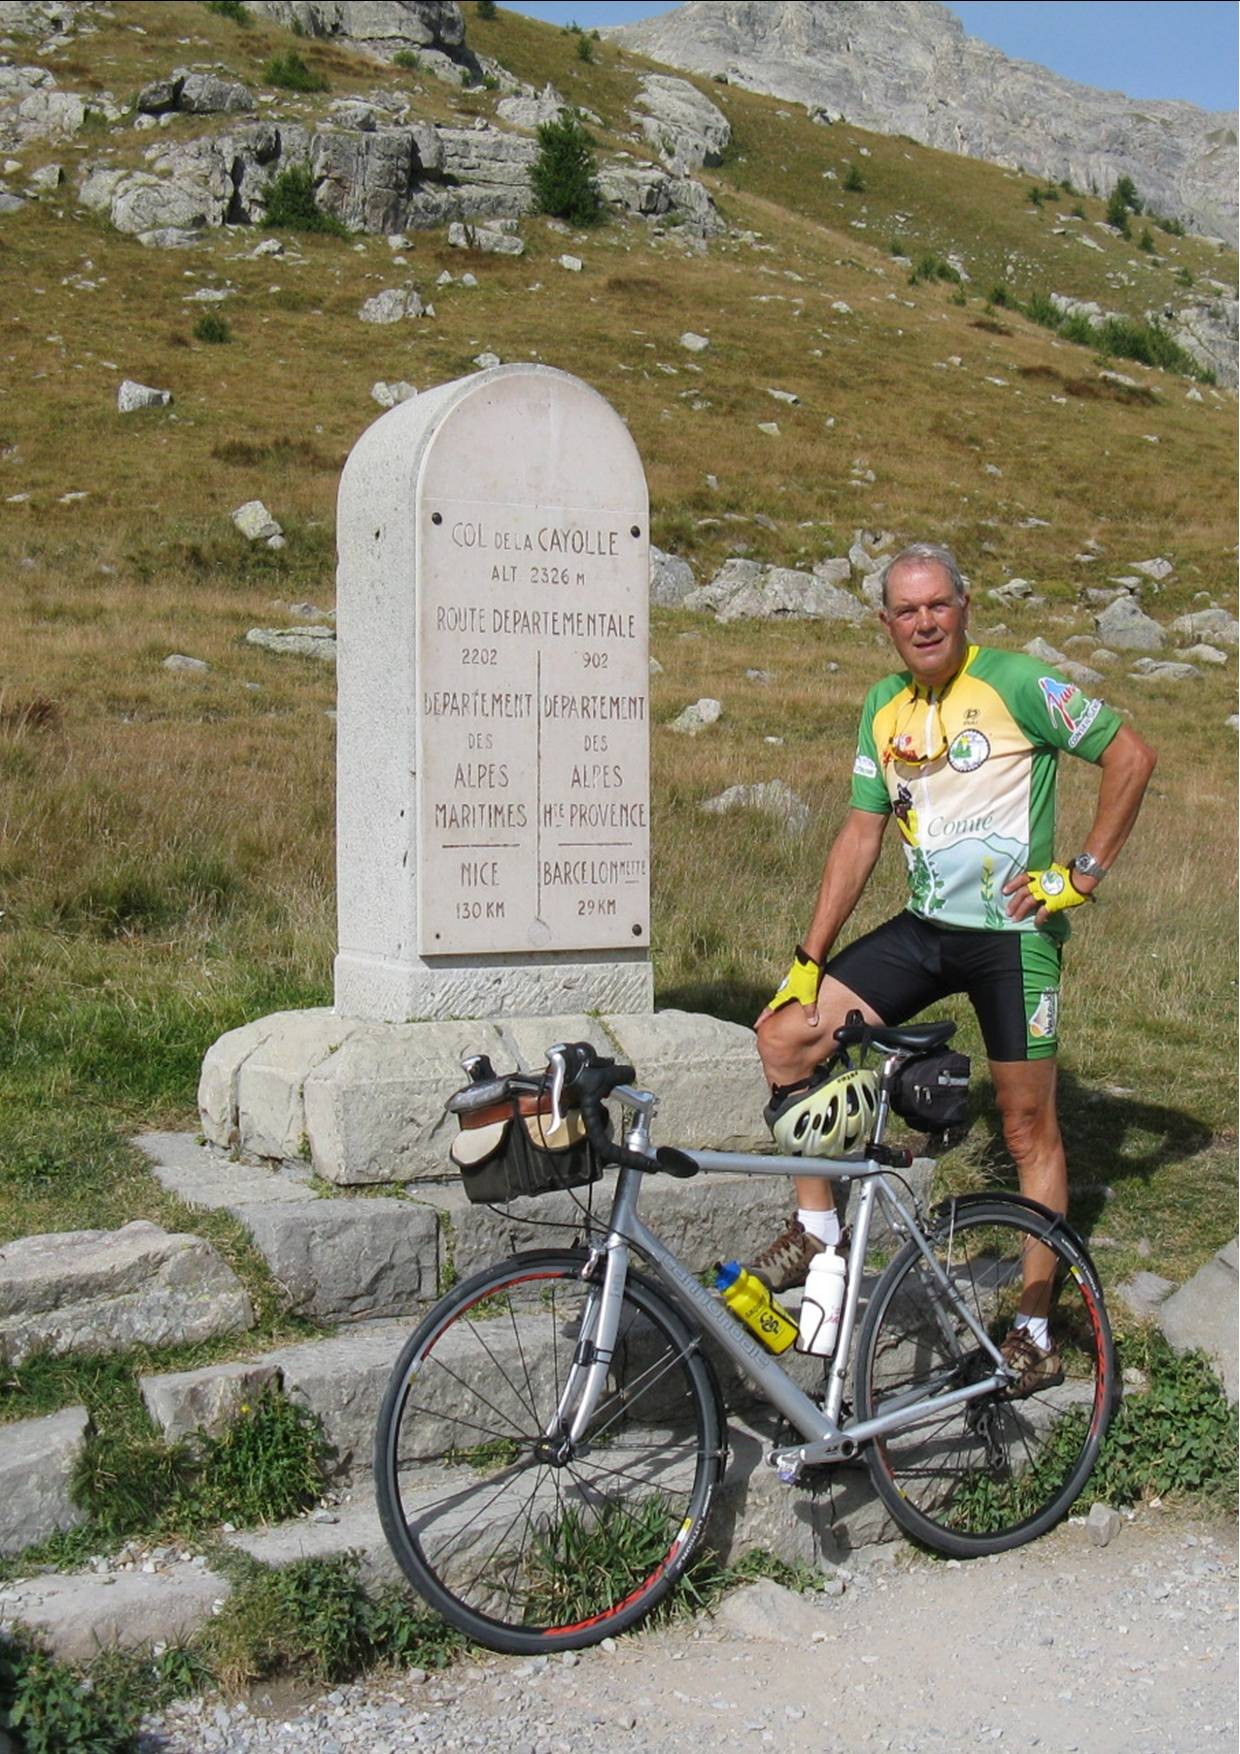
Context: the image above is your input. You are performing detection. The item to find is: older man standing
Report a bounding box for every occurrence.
[749,542,1156,1391]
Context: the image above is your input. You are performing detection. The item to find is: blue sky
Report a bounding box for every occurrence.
[503,2,1240,112]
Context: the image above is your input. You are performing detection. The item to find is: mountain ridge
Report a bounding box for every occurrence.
[608,1,1238,247]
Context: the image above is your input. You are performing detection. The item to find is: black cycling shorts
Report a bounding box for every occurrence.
[825,911,1063,1062]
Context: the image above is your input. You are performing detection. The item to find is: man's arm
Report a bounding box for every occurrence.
[756,808,888,1026]
[1004,724,1158,924]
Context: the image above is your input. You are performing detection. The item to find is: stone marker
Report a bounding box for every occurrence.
[335,364,652,1021]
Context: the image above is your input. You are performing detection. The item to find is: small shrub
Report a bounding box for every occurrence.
[842,161,865,192]
[392,49,420,70]
[908,251,961,288]
[192,310,232,344]
[263,50,329,93]
[576,30,593,61]
[262,164,347,236]
[0,1633,143,1753]
[1089,1337,1238,1506]
[203,0,250,22]
[191,1387,329,1527]
[1071,202,1086,220]
[1113,173,1142,214]
[1157,214,1186,237]
[989,282,1011,307]
[531,110,602,226]
[1027,185,1044,207]
[1105,188,1131,236]
[889,234,908,256]
[1175,266,1194,287]
[477,0,498,17]
[1137,226,1156,252]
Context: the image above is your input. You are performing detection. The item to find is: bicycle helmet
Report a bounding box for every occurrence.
[765,1065,880,1157]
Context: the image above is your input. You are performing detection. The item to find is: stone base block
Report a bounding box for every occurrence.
[0,1568,227,1664]
[0,1407,90,1557]
[334,950,654,1024]
[260,1321,413,1476]
[225,1488,400,1588]
[199,1005,771,1186]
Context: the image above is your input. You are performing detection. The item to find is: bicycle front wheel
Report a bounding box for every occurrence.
[374,1248,725,1653]
[857,1198,1115,1557]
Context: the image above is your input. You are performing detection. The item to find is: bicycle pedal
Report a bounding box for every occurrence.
[769,1448,804,1485]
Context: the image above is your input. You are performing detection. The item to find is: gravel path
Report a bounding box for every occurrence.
[141,1506,1236,1754]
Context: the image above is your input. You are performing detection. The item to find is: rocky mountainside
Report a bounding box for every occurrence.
[610,1,1239,246]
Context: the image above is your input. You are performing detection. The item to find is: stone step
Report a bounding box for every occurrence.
[0,1406,90,1557]
[0,1564,229,1665]
[137,1131,930,1323]
[0,1219,254,1366]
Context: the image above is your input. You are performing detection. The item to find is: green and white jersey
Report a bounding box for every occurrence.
[849,645,1122,939]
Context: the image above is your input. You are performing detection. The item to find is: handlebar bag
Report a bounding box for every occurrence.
[450,1090,605,1204]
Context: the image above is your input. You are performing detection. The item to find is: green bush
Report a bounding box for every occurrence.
[908,251,961,288]
[576,30,593,60]
[989,283,1011,308]
[1137,226,1156,253]
[392,49,420,70]
[842,161,865,193]
[889,234,909,256]
[262,164,347,236]
[192,310,232,344]
[1105,188,1131,236]
[263,50,329,93]
[203,0,250,21]
[477,0,498,17]
[1090,1337,1238,1505]
[0,1635,143,1753]
[1157,214,1186,237]
[531,110,602,226]
[1113,173,1142,213]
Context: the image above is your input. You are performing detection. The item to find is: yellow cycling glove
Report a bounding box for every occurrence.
[1027,865,1090,913]
[768,946,822,1012]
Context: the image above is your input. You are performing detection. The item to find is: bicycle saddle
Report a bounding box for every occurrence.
[833,1019,957,1055]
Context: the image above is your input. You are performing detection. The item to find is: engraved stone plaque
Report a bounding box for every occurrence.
[417,504,649,954]
[334,364,653,1022]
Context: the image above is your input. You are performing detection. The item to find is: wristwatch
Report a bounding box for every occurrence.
[1071,852,1109,883]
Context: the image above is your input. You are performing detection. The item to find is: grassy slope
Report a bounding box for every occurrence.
[0,0,1235,1394]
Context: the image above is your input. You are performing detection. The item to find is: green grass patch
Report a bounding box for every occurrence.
[192,310,232,345]
[262,165,347,236]
[263,51,329,94]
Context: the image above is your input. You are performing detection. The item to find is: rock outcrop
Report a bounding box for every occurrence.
[609,1,1239,245]
[249,0,478,85]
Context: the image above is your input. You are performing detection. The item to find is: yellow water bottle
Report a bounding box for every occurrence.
[714,1261,798,1354]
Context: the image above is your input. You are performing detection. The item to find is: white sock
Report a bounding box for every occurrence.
[798,1207,840,1248]
[1014,1312,1051,1351]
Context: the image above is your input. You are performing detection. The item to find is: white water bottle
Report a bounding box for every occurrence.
[798,1249,847,1357]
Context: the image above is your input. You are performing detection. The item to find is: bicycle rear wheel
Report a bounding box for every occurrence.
[374,1248,725,1653]
[856,1198,1115,1557]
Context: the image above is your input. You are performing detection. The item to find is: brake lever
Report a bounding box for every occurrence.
[545,1043,568,1136]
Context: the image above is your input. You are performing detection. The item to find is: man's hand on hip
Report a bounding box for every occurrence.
[756,946,822,1029]
[1004,864,1095,928]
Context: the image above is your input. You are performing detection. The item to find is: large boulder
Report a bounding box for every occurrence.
[632,73,731,171]
[686,558,866,624]
[0,1221,254,1365]
[137,71,255,116]
[1095,595,1165,651]
[248,1,467,57]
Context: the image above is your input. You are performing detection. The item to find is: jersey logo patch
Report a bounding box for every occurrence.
[1029,988,1060,1040]
[1038,676,1103,748]
[853,751,878,779]
[947,729,990,772]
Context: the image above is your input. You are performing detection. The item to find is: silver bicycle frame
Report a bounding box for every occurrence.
[548,1063,1008,1474]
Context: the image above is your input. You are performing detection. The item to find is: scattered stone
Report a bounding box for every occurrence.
[1095,595,1164,651]
[163,653,209,674]
[0,191,27,214]
[1059,660,1104,687]
[1087,1503,1123,1548]
[701,781,809,836]
[1129,658,1199,682]
[1178,643,1227,665]
[680,331,710,351]
[685,558,865,625]
[1169,607,1239,646]
[446,220,524,255]
[117,378,171,412]
[245,627,337,663]
[1115,1270,1175,1323]
[768,387,799,404]
[669,698,722,736]
[232,499,282,543]
[357,286,425,324]
[0,1406,89,1556]
[0,1221,253,1366]
[371,379,418,408]
[1131,557,1174,581]
[27,161,61,191]
[558,253,583,272]
[713,1578,832,1643]
[650,544,696,607]
[473,351,500,368]
[1023,637,1066,664]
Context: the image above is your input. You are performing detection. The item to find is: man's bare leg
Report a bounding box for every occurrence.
[756,976,886,1215]
[988,1057,1066,1320]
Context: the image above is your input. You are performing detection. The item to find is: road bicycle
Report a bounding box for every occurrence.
[375,1025,1116,1654]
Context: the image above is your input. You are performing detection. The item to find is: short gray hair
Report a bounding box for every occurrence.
[879,542,967,608]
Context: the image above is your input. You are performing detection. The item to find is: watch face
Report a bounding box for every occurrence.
[1040,870,1066,896]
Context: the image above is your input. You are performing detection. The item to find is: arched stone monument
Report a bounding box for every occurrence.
[199,366,766,1183]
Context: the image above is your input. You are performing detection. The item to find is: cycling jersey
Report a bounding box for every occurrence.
[849,645,1121,940]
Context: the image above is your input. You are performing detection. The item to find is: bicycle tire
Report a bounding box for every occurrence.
[856,1197,1115,1557]
[374,1248,725,1654]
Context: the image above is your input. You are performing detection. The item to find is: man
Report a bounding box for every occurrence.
[750,542,1156,1390]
